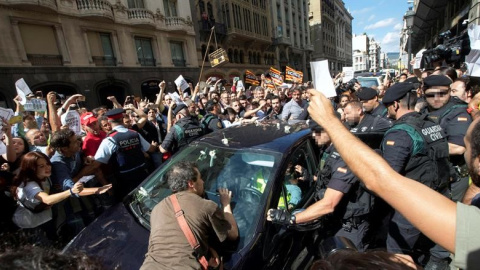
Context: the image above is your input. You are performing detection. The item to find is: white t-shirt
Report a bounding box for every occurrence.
[13,179,52,228]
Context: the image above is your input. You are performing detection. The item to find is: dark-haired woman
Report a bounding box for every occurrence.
[11,151,111,239]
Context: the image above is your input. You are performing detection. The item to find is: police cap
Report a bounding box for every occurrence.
[173,103,187,116]
[205,99,218,112]
[355,87,377,101]
[404,77,420,84]
[382,82,416,104]
[423,75,452,88]
[104,108,125,120]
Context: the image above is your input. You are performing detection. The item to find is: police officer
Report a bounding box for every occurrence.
[355,87,388,118]
[343,100,391,133]
[202,99,224,134]
[159,104,204,154]
[92,108,155,201]
[420,75,472,269]
[267,122,374,251]
[380,82,450,260]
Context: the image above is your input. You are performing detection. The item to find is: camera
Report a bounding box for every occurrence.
[422,30,471,68]
[335,78,358,95]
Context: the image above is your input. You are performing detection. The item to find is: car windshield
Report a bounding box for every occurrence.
[357,77,380,88]
[129,143,282,251]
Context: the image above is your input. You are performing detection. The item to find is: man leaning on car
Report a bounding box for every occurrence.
[140,161,238,270]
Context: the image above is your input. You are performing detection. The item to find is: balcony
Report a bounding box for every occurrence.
[165,17,191,33]
[128,8,155,27]
[198,21,226,36]
[92,56,116,66]
[2,0,57,12]
[138,58,156,67]
[272,36,291,46]
[172,59,186,67]
[27,54,63,66]
[76,0,114,22]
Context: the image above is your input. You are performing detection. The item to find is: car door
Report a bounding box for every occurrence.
[261,140,319,269]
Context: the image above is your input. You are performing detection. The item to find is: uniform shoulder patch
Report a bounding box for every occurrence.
[386,140,395,146]
[337,167,347,174]
[217,121,223,128]
[458,117,468,122]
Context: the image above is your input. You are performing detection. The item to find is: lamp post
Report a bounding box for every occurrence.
[404,9,415,73]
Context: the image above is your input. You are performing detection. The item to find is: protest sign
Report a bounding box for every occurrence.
[174,75,190,92]
[61,110,82,135]
[310,60,337,98]
[15,78,32,105]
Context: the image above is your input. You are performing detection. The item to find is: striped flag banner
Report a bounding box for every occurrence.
[285,66,303,83]
[264,78,276,89]
[269,67,283,86]
[245,70,260,86]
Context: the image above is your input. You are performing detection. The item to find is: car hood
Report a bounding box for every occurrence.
[63,202,149,269]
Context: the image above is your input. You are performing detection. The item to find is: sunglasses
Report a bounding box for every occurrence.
[424,91,449,98]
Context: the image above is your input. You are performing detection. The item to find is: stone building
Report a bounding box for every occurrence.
[0,0,198,109]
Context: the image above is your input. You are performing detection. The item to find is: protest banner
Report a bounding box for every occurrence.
[310,60,337,98]
[245,70,260,85]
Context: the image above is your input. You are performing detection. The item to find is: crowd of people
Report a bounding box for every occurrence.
[1,64,480,269]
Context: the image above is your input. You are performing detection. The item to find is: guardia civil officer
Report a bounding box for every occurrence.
[343,100,391,133]
[380,82,450,261]
[420,75,472,269]
[202,99,224,134]
[92,108,155,201]
[267,121,375,251]
[355,87,388,118]
[159,104,204,154]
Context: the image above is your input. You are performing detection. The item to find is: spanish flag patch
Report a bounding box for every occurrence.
[458,117,468,121]
[386,141,395,146]
[337,167,347,173]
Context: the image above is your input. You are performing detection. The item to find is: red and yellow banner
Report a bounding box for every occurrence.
[264,78,276,89]
[285,66,303,83]
[269,67,283,86]
[245,70,260,85]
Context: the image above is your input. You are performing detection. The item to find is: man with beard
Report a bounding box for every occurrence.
[272,89,480,269]
[343,101,391,133]
[380,83,451,264]
[267,96,283,120]
[281,89,308,121]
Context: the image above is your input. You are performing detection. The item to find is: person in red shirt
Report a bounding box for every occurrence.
[81,112,106,157]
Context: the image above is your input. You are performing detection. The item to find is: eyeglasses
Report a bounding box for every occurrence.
[424,91,449,98]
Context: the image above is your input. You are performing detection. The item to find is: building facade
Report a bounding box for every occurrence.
[0,0,198,109]
[309,0,353,75]
[368,38,381,72]
[352,34,369,72]
[407,0,478,69]
[190,0,274,84]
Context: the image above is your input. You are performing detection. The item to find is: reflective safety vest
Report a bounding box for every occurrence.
[172,116,204,151]
[382,113,450,192]
[108,129,145,174]
[253,170,267,193]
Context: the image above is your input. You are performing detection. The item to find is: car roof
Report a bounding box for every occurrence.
[194,120,311,153]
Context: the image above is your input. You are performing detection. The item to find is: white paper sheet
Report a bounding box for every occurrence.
[310,60,337,98]
[78,175,95,183]
[174,75,190,92]
[15,78,32,105]
[342,67,354,82]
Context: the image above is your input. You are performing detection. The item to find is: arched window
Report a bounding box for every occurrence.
[228,49,233,62]
[207,2,214,22]
[234,49,239,63]
[201,45,207,59]
[248,52,253,64]
[239,51,244,64]
[199,0,205,16]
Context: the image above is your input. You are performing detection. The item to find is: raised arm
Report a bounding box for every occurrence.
[46,92,61,132]
[155,81,166,112]
[307,89,457,253]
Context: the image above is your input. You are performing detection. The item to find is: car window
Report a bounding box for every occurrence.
[130,143,282,251]
[278,141,317,212]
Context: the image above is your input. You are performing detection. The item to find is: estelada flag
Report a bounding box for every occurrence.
[269,67,283,86]
[264,78,275,89]
[245,70,259,86]
[285,66,303,83]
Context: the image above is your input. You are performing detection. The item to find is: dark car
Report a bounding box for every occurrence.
[64,120,322,269]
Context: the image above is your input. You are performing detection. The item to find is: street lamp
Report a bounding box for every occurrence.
[404,8,415,73]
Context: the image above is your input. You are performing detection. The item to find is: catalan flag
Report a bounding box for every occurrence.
[264,78,275,89]
[245,70,260,86]
[269,67,283,86]
[285,66,303,83]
